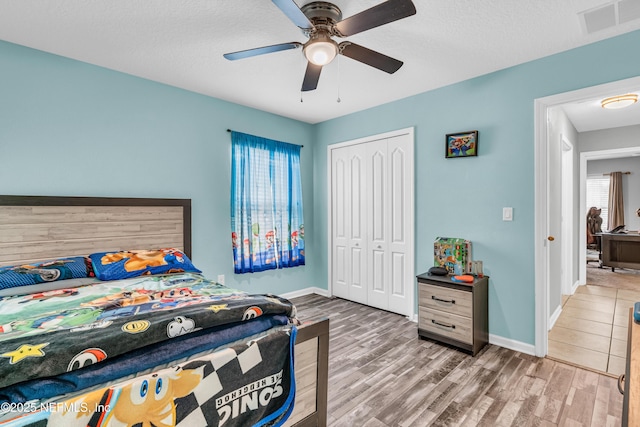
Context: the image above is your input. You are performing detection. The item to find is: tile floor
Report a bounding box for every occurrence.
[548,285,640,376]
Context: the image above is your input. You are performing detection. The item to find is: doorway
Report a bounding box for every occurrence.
[534,75,640,359]
[546,148,640,374]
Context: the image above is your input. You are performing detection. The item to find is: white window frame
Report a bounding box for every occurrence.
[586,174,609,231]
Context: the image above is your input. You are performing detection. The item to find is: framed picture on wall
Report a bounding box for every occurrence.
[445,130,478,158]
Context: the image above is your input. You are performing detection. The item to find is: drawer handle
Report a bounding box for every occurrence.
[432,295,456,304]
[432,319,456,329]
[618,374,625,395]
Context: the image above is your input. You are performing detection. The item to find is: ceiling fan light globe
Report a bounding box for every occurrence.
[304,41,337,66]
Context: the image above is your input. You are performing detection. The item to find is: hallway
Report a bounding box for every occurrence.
[547,266,640,375]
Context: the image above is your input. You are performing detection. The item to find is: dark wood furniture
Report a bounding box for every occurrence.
[601,232,640,272]
[416,272,488,356]
[622,308,640,426]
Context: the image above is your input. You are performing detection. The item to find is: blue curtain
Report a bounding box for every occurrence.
[230,131,305,274]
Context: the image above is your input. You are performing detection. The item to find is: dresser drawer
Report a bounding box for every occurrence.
[418,282,472,318]
[418,307,473,344]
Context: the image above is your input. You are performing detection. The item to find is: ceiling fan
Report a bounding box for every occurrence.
[223,0,416,92]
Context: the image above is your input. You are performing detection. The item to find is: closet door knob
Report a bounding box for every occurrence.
[377,245,382,249]
[548,236,555,241]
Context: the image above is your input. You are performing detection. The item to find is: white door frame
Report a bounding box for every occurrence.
[327,127,415,318]
[561,134,575,296]
[534,75,640,357]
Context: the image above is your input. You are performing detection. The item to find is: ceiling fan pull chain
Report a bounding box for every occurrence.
[337,54,341,103]
[300,52,305,103]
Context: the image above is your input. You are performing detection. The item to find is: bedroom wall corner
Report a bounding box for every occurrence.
[0,39,318,296]
[312,29,640,347]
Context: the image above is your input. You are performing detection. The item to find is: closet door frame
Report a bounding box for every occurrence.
[327,127,415,318]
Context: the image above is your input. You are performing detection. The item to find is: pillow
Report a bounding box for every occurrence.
[0,277,100,298]
[0,257,93,291]
[89,248,201,281]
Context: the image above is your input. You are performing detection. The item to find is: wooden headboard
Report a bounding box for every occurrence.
[0,195,191,267]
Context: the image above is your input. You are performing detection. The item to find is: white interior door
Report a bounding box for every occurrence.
[329,128,414,317]
[387,135,413,315]
[547,114,562,324]
[365,135,414,313]
[561,135,574,296]
[366,139,389,310]
[331,144,367,305]
[348,147,368,305]
[331,147,349,299]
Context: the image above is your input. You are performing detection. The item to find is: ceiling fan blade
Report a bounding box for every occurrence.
[223,42,302,60]
[272,0,315,30]
[302,62,322,91]
[335,0,416,37]
[339,42,403,74]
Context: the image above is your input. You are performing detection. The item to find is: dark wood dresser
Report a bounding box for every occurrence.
[416,272,489,356]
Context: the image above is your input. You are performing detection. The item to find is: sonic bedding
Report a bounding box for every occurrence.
[0,271,298,427]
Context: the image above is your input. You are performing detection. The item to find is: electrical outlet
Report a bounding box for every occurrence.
[217,274,225,285]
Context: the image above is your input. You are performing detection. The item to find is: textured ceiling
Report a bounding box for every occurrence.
[1,0,640,125]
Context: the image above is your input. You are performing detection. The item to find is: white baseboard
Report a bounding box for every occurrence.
[280,287,329,300]
[571,280,580,294]
[548,304,562,330]
[489,334,536,356]
[282,289,536,356]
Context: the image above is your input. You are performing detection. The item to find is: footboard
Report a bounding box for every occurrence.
[287,318,329,427]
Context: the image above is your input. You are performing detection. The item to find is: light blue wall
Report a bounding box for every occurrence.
[3,28,640,346]
[313,30,640,345]
[0,40,317,295]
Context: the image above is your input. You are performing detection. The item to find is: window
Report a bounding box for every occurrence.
[230,131,305,274]
[586,175,609,231]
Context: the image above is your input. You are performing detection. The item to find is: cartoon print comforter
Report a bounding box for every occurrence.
[0,273,295,390]
[0,326,297,427]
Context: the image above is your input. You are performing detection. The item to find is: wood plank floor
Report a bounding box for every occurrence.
[291,294,623,427]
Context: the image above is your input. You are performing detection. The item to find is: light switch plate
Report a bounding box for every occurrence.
[503,207,513,221]
[217,274,225,284]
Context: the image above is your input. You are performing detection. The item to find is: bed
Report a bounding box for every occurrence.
[0,195,328,427]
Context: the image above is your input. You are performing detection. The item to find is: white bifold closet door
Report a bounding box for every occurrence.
[331,143,368,305]
[330,130,414,317]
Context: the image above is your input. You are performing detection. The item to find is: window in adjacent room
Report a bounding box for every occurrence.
[586,175,609,230]
[230,131,305,274]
